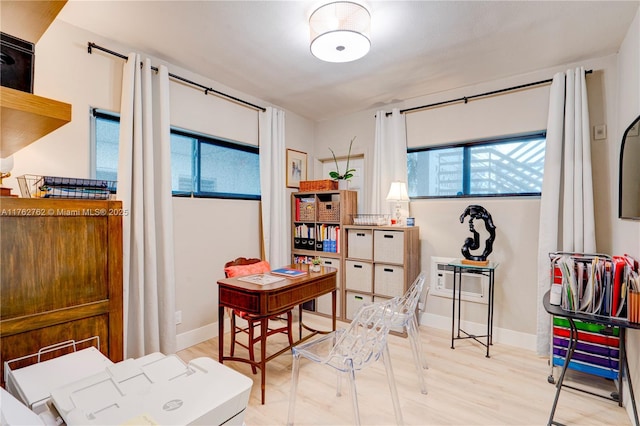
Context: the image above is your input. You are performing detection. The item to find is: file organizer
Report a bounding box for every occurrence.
[548,252,638,385]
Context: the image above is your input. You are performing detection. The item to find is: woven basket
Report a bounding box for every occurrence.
[299,180,338,191]
[299,202,316,221]
[318,201,340,222]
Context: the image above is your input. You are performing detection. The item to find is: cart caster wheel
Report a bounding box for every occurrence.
[611,391,620,401]
[547,375,555,384]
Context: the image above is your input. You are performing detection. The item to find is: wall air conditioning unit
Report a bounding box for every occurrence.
[430,256,488,305]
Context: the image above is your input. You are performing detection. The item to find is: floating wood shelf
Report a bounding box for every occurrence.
[1,86,71,158]
[0,0,68,44]
[0,0,71,158]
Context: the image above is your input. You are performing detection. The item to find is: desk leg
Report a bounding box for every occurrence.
[621,330,639,426]
[548,317,578,426]
[298,305,303,340]
[260,316,268,405]
[218,304,224,363]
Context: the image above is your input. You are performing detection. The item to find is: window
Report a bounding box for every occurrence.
[92,110,260,199]
[407,133,546,198]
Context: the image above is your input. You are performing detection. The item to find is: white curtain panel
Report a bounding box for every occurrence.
[259,107,288,268]
[536,67,595,355]
[370,108,409,215]
[117,54,176,358]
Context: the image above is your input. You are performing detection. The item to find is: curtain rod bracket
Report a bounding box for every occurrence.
[87,42,93,54]
[463,97,468,104]
[205,89,209,95]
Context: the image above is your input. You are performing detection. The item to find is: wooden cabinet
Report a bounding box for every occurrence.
[0,198,123,386]
[291,190,357,320]
[0,0,72,157]
[344,225,420,320]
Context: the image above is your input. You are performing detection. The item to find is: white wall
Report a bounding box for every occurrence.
[314,54,620,349]
[10,19,316,349]
[614,6,640,418]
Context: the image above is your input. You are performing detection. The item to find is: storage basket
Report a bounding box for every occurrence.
[351,214,390,226]
[299,201,316,221]
[318,201,340,222]
[299,180,338,191]
[17,175,116,200]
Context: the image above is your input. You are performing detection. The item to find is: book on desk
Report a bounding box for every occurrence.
[270,267,307,278]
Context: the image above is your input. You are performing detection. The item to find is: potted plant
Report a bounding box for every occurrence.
[329,136,356,189]
[311,256,322,272]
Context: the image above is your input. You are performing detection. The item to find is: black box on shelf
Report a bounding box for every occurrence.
[307,239,316,250]
[315,241,324,251]
[1,32,34,93]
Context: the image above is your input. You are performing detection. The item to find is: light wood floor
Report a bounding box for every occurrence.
[177,314,630,425]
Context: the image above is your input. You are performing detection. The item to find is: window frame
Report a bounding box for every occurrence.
[91,109,261,200]
[407,131,546,199]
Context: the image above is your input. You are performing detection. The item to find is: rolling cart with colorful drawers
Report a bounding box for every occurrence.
[546,251,640,421]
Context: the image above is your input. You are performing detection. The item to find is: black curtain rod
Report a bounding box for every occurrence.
[87,42,266,112]
[387,69,593,116]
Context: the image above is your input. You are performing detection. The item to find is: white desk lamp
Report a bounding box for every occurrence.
[386,181,409,225]
[0,156,14,197]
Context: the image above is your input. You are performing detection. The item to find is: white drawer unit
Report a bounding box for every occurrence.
[347,229,373,260]
[345,260,372,292]
[374,264,405,297]
[346,292,372,320]
[344,225,420,331]
[374,230,405,264]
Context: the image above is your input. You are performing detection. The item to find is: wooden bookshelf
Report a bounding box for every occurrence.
[291,190,358,320]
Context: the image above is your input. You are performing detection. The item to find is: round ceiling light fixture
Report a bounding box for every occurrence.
[309,1,371,63]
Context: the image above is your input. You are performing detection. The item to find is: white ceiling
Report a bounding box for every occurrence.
[57,0,639,122]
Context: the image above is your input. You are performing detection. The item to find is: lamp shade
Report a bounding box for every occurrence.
[386,181,409,202]
[309,1,371,63]
[0,156,14,174]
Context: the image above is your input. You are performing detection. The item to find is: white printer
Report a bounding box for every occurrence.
[4,349,252,426]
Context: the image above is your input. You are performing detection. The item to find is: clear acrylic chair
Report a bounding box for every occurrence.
[287,299,403,426]
[389,272,429,394]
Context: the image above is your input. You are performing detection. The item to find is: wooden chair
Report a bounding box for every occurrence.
[224,257,294,374]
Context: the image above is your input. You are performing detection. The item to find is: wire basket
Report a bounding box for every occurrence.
[351,214,390,226]
[17,175,117,200]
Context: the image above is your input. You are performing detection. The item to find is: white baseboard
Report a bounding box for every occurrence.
[177,314,536,353]
[176,317,232,352]
[420,312,537,352]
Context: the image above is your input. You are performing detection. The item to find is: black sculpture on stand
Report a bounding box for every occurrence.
[459,205,496,265]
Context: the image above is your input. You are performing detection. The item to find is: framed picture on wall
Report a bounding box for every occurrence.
[286,149,307,188]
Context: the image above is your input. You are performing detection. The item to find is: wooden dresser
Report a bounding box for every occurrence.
[0,197,123,386]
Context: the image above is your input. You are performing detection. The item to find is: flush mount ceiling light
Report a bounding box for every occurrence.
[309,1,371,63]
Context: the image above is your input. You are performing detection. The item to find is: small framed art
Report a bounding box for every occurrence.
[286,149,307,188]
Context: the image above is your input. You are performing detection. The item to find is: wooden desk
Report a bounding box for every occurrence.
[543,291,639,426]
[217,264,337,404]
